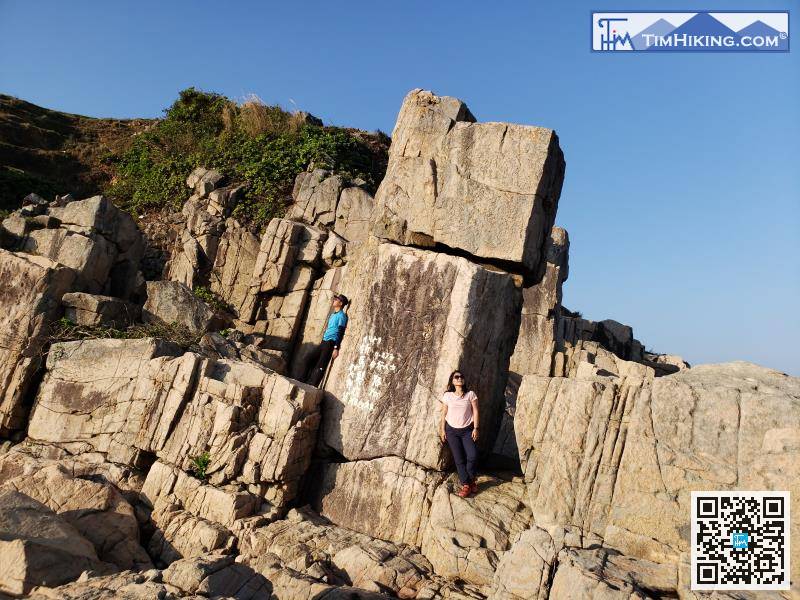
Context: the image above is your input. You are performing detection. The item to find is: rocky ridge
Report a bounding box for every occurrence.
[0,88,796,599]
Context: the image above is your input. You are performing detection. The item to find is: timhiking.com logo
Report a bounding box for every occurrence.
[592,11,789,52]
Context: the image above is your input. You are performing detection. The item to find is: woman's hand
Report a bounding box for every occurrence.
[332,348,339,360]
[439,428,446,443]
[472,427,479,442]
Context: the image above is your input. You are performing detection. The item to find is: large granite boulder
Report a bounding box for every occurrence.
[0,489,110,595]
[287,169,344,227]
[142,280,217,332]
[1,464,151,571]
[514,372,651,540]
[420,476,533,586]
[0,250,75,436]
[312,456,446,547]
[512,362,799,596]
[26,337,190,466]
[605,362,800,569]
[3,195,144,298]
[62,291,138,328]
[372,89,565,274]
[322,238,521,469]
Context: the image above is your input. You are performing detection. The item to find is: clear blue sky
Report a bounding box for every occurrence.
[2,0,798,374]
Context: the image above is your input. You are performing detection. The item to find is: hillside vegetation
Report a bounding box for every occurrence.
[1,90,389,227]
[0,93,151,214]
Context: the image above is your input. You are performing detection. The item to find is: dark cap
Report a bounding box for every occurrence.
[333,293,349,306]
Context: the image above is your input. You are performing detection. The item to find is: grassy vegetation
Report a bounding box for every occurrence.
[0,93,151,213]
[48,317,202,349]
[0,166,58,212]
[107,88,387,228]
[189,451,211,481]
[193,285,229,312]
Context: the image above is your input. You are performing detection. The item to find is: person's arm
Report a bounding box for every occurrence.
[332,314,347,358]
[439,400,448,442]
[471,393,480,441]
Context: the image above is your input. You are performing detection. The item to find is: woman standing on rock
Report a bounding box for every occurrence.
[439,370,480,498]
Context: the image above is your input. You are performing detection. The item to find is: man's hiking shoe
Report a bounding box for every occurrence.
[470,481,479,495]
[457,484,472,498]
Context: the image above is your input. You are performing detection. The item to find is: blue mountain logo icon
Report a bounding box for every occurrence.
[632,18,676,50]
[737,19,788,50]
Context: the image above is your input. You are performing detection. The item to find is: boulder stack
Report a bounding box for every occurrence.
[0,89,795,599]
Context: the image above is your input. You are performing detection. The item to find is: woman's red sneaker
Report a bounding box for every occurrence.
[470,481,479,495]
[457,484,472,498]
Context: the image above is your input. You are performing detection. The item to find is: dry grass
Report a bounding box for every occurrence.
[226,94,306,138]
[47,318,201,349]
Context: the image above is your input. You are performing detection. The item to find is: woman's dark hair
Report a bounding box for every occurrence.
[446,370,469,393]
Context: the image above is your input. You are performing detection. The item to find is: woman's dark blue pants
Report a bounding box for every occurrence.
[445,422,477,484]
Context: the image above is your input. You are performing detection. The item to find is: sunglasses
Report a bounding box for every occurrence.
[452,375,464,380]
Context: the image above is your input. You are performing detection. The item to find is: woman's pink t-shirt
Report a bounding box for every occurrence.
[441,390,477,428]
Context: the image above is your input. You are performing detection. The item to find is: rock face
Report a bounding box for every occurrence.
[287,169,344,227]
[289,264,349,380]
[492,227,569,464]
[27,337,189,466]
[0,489,109,595]
[143,280,217,332]
[312,456,446,547]
[605,362,800,570]
[237,217,324,353]
[509,226,569,379]
[2,195,144,298]
[0,89,795,599]
[166,192,226,288]
[208,219,260,318]
[27,337,322,514]
[512,361,800,595]
[322,239,521,469]
[0,463,152,571]
[372,89,565,274]
[0,250,75,436]
[420,476,532,586]
[515,372,651,539]
[62,292,137,328]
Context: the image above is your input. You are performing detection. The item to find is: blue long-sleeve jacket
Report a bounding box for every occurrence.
[322,310,348,347]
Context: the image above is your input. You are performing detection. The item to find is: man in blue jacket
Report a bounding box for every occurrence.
[306,293,349,387]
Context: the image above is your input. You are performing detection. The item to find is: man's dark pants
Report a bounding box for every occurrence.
[445,422,477,485]
[306,340,335,387]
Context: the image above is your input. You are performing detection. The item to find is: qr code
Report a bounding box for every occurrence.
[691,491,790,590]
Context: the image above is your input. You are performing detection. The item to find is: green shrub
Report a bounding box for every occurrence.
[189,451,211,481]
[107,88,386,229]
[193,285,228,312]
